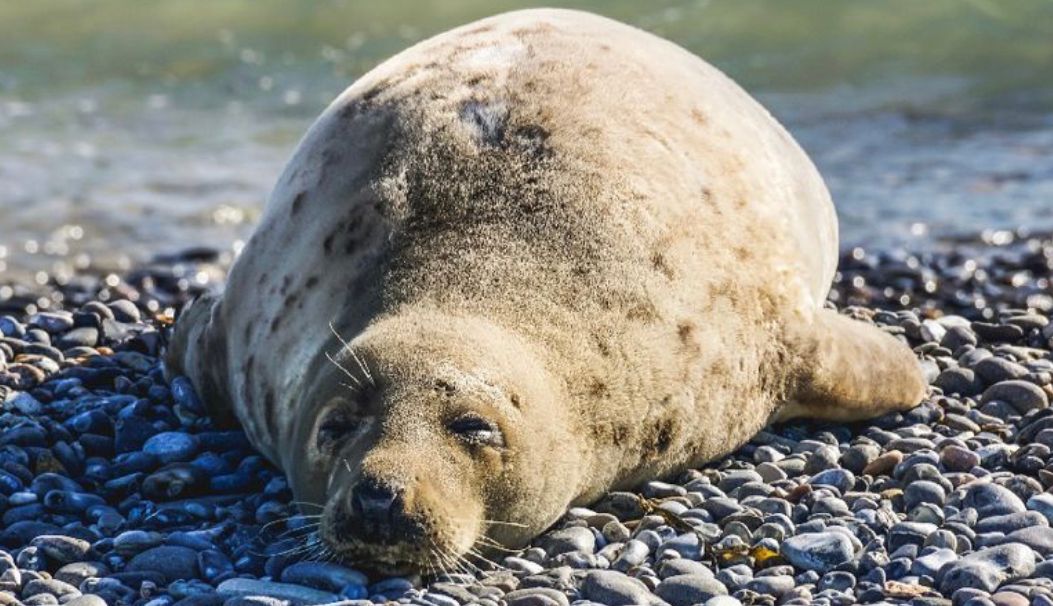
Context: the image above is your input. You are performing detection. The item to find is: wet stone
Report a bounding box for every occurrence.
[142,432,200,464]
[974,357,1029,384]
[981,380,1049,414]
[63,597,108,606]
[939,543,1037,595]
[962,483,1027,517]
[975,511,1048,534]
[279,562,366,593]
[808,468,854,493]
[22,578,80,599]
[941,445,982,472]
[54,562,109,588]
[1000,526,1053,556]
[539,527,595,557]
[839,443,880,474]
[655,575,728,606]
[503,588,570,606]
[580,571,665,606]
[126,546,200,583]
[55,328,98,350]
[780,532,855,573]
[216,579,340,605]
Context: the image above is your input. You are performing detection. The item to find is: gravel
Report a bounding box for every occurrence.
[3,234,1053,605]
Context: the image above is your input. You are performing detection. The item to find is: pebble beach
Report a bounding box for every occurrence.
[0,231,1052,606]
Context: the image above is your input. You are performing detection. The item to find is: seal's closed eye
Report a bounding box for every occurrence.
[316,407,363,453]
[448,413,504,447]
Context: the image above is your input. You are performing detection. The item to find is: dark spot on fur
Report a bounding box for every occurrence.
[510,393,522,409]
[599,43,611,51]
[651,252,674,279]
[612,424,629,445]
[588,380,609,398]
[305,276,319,289]
[290,191,307,216]
[243,355,255,393]
[242,322,252,343]
[625,300,658,322]
[262,387,278,438]
[512,125,551,159]
[691,108,707,125]
[677,321,695,343]
[434,379,456,396]
[323,232,337,255]
[339,99,367,121]
[284,291,300,308]
[651,419,675,455]
[460,99,506,147]
[269,314,283,333]
[361,84,385,104]
[279,276,291,295]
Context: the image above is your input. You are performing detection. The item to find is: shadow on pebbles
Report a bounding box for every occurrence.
[3,232,1053,606]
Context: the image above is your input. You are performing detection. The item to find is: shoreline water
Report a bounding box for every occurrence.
[1,232,1053,604]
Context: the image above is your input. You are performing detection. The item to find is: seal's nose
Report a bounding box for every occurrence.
[350,478,401,522]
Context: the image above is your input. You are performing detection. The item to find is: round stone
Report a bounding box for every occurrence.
[580,570,662,606]
[961,483,1027,517]
[28,535,91,565]
[142,432,200,464]
[654,575,728,606]
[980,380,1049,414]
[126,546,200,583]
[937,543,1037,594]
[780,532,855,574]
[538,526,596,557]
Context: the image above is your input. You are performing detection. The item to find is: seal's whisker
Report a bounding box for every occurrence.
[348,347,376,387]
[274,524,322,541]
[429,542,452,580]
[329,321,374,387]
[424,552,438,582]
[256,514,323,536]
[288,500,326,512]
[480,518,529,529]
[318,544,335,564]
[473,535,519,554]
[252,534,320,558]
[453,552,485,580]
[325,350,363,389]
[434,544,470,581]
[466,546,508,572]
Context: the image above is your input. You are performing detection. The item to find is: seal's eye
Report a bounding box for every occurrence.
[448,414,504,447]
[316,408,361,454]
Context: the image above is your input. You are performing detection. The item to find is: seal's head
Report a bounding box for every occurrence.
[287,311,582,574]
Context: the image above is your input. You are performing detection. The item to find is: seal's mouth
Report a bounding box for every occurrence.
[324,537,459,576]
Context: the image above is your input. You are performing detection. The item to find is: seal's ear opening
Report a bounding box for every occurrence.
[164,292,236,426]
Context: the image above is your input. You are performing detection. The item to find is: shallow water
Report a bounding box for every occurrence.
[1,0,1052,283]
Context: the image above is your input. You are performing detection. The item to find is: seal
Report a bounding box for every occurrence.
[165,8,927,573]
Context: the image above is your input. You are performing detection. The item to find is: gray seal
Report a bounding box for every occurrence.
[166,8,925,573]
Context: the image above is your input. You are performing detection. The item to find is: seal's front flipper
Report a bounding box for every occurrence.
[164,292,236,425]
[775,309,928,423]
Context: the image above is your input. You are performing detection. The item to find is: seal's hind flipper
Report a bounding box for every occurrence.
[775,309,927,423]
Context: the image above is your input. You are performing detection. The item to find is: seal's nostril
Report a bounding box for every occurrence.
[350,478,400,520]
